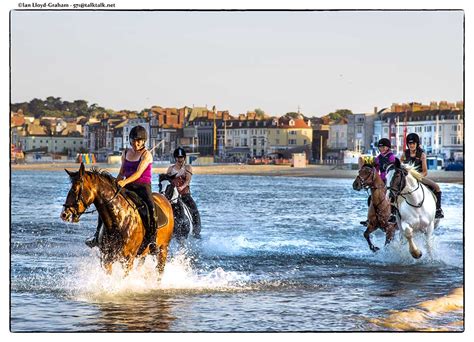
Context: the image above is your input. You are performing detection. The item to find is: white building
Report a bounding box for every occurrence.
[374,109,463,160]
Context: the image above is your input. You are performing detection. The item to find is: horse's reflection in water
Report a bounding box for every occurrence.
[93,295,176,331]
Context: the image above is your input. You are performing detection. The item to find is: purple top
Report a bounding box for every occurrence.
[375,151,396,182]
[123,152,152,184]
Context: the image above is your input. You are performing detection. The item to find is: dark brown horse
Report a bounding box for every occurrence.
[60,163,174,278]
[353,165,397,252]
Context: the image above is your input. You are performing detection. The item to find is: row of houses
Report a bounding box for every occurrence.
[10,101,464,163]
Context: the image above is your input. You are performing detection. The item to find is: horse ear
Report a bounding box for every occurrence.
[65,168,72,177]
[79,162,85,178]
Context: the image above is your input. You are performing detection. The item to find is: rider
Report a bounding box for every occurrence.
[359,138,397,226]
[85,125,158,253]
[400,132,444,219]
[165,147,202,238]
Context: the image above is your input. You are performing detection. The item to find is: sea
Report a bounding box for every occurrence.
[10,170,464,332]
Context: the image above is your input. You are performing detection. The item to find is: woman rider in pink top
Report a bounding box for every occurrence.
[85,125,157,252]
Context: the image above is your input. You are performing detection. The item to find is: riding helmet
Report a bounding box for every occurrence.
[129,125,147,141]
[406,133,420,147]
[174,147,186,158]
[377,138,391,148]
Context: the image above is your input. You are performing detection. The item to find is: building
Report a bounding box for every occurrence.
[374,109,464,160]
[327,118,348,149]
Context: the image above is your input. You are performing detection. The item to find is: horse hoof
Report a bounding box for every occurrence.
[371,246,380,253]
[413,251,422,259]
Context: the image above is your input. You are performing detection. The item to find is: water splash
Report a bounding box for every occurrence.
[65,250,251,301]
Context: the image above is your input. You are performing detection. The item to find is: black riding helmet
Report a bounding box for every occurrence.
[129,125,147,141]
[377,138,391,148]
[174,147,186,159]
[406,133,420,147]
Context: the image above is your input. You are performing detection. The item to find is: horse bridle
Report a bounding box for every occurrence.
[356,166,377,189]
[62,179,123,217]
[387,165,425,208]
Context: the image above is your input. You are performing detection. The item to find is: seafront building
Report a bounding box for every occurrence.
[10,100,464,164]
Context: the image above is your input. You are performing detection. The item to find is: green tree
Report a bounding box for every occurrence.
[254,108,265,118]
[327,109,352,121]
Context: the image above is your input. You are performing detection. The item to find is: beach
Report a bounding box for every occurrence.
[11,163,463,184]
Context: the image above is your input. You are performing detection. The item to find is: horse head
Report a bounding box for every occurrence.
[61,163,95,223]
[386,158,407,200]
[353,164,376,191]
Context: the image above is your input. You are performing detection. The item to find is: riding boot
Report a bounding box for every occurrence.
[85,217,102,248]
[435,191,444,219]
[388,206,397,224]
[147,209,158,255]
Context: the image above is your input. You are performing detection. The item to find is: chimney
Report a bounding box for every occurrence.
[374,106,378,114]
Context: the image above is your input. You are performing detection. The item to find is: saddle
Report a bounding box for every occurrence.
[122,189,168,229]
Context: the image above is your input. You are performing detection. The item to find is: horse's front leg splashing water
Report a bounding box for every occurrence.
[399,220,423,259]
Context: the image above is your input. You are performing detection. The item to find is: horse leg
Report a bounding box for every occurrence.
[364,223,379,252]
[156,244,169,279]
[425,221,435,259]
[384,223,396,246]
[402,223,422,259]
[122,256,134,277]
[103,262,113,275]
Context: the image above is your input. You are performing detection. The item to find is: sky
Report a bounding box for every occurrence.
[10,10,464,117]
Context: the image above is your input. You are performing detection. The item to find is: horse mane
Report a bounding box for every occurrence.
[88,167,117,186]
[403,163,423,181]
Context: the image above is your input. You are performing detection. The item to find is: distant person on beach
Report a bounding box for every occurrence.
[401,133,444,218]
[166,147,201,238]
[85,125,158,252]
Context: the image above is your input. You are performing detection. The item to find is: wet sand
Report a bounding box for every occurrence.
[11,162,464,184]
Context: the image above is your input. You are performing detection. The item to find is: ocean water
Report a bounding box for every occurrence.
[10,170,464,332]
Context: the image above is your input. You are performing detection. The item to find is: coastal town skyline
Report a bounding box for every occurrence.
[10,10,463,117]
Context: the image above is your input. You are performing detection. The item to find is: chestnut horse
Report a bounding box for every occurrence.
[60,163,174,278]
[353,165,397,252]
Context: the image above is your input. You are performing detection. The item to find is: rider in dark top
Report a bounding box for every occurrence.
[400,133,444,219]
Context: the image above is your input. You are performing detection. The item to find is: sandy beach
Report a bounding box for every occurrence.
[11,162,463,184]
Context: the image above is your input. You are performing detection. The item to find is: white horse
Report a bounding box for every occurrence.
[159,174,194,242]
[385,159,440,259]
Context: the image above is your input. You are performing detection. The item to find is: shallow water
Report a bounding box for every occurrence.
[10,171,464,331]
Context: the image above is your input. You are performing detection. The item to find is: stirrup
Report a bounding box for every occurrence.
[85,236,98,248]
[388,215,397,224]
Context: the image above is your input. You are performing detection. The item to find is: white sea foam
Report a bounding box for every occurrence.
[66,249,251,301]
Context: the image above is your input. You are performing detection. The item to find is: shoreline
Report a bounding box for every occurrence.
[10,163,464,184]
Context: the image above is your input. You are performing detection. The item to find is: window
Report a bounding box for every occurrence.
[289,139,297,145]
[383,127,389,134]
[356,126,362,134]
[438,136,442,145]
[289,130,297,135]
[276,139,280,144]
[452,125,458,132]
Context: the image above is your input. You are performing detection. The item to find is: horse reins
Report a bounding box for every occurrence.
[389,168,425,208]
[63,180,125,215]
